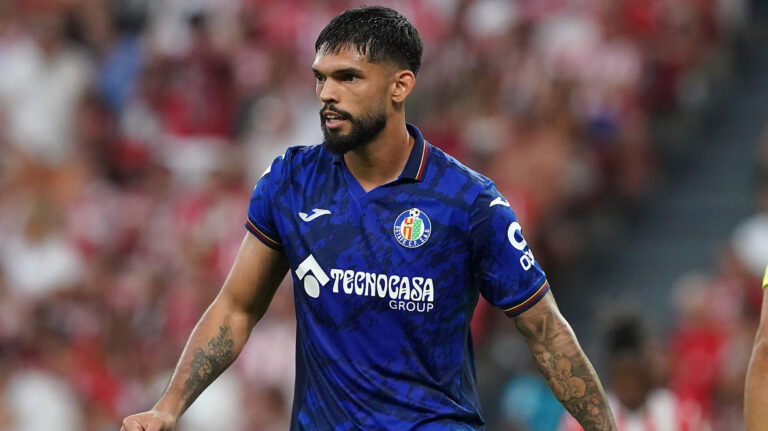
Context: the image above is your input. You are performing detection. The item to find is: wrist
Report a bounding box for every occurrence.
[152,397,183,421]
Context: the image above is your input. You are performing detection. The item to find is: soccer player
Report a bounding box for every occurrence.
[121,6,617,430]
[745,264,768,430]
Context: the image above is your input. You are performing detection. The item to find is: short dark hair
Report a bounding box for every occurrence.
[315,6,423,75]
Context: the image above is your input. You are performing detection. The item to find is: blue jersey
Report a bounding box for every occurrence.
[246,124,549,430]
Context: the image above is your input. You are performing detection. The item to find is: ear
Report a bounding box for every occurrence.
[391,70,416,104]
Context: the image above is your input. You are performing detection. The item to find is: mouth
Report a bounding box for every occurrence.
[322,110,348,130]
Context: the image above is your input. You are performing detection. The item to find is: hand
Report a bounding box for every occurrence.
[120,409,177,431]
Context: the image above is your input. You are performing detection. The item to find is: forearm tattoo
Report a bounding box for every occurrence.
[515,313,616,431]
[181,326,235,407]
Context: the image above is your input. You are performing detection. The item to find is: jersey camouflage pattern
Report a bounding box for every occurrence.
[246,123,549,430]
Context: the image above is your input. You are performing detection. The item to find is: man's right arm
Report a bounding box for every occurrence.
[121,233,289,431]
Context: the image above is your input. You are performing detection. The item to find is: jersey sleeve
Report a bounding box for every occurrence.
[245,155,284,250]
[470,183,549,317]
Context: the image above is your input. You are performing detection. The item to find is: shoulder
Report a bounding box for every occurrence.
[267,143,331,177]
[426,144,495,200]
[252,144,329,196]
[424,145,521,225]
[279,143,329,165]
[429,145,492,186]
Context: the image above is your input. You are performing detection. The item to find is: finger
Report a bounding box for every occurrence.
[122,418,144,431]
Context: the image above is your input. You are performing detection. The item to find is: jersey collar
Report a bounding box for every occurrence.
[330,123,430,182]
[399,123,429,181]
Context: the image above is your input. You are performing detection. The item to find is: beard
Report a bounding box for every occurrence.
[320,104,387,155]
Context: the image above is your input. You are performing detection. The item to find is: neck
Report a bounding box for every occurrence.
[343,117,413,192]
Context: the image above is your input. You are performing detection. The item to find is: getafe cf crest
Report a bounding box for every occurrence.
[394,208,431,248]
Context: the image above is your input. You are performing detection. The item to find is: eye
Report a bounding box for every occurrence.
[341,74,358,82]
[313,73,325,83]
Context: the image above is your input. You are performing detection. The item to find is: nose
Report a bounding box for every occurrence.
[317,79,339,105]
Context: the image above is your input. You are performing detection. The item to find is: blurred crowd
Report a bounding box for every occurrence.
[502,122,768,431]
[0,0,759,430]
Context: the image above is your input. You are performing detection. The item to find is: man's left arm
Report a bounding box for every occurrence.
[513,291,617,431]
[744,265,768,430]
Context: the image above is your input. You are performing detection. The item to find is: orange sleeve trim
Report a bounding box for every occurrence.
[246,219,281,248]
[502,280,549,316]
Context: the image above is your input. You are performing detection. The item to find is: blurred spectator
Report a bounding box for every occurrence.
[666,253,760,430]
[161,13,233,139]
[177,372,245,431]
[3,368,83,431]
[668,273,728,417]
[3,324,86,431]
[236,279,296,400]
[0,10,93,165]
[559,314,709,431]
[731,185,768,278]
[0,198,84,299]
[240,385,291,431]
[498,373,564,431]
[97,0,148,112]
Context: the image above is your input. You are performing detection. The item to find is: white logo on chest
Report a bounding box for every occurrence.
[295,254,435,313]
